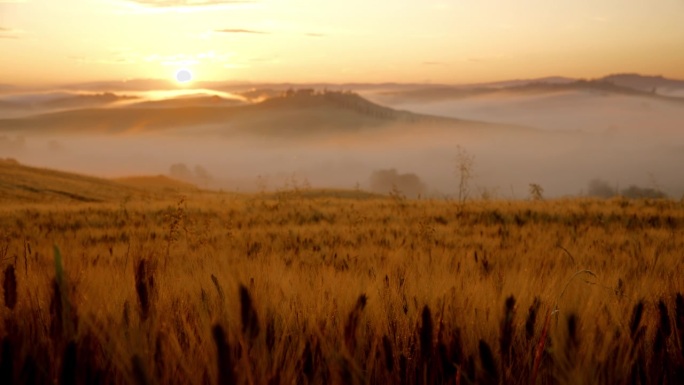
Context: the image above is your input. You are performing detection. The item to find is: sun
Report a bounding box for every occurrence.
[175,69,193,84]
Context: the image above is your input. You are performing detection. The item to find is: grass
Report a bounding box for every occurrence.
[1,190,683,384]
[0,159,145,203]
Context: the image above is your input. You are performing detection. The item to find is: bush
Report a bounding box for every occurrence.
[369,169,426,198]
[587,179,617,198]
[620,185,667,199]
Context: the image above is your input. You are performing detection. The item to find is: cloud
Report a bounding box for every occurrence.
[143,51,234,67]
[0,27,21,39]
[129,0,253,7]
[305,33,325,38]
[466,55,506,63]
[422,61,445,66]
[69,55,137,65]
[249,55,280,64]
[214,28,268,34]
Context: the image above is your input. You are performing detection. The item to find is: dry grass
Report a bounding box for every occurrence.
[0,190,683,384]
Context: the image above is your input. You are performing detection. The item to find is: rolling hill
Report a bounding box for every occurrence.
[601,74,684,95]
[0,90,469,137]
[371,79,684,104]
[0,158,194,203]
[365,76,684,136]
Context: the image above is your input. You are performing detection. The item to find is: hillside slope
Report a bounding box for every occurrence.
[0,159,192,203]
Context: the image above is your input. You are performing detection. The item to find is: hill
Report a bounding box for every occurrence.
[372,79,684,104]
[0,159,192,203]
[0,90,461,137]
[0,92,140,119]
[601,73,684,94]
[127,94,245,109]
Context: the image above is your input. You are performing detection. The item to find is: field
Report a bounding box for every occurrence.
[4,1,684,384]
[1,167,684,385]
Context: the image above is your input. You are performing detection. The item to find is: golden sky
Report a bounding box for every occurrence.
[1,0,683,86]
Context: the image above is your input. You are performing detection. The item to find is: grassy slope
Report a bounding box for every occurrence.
[0,159,195,203]
[0,160,385,204]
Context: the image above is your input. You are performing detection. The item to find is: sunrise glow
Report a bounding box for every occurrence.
[1,0,683,86]
[2,3,684,383]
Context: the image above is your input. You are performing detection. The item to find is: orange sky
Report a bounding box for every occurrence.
[1,0,683,86]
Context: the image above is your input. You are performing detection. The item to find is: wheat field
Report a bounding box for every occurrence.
[1,189,683,385]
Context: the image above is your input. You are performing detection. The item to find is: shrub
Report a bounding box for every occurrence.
[369,169,426,198]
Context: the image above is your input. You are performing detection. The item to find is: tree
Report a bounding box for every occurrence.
[369,169,425,199]
[169,163,193,181]
[455,146,475,203]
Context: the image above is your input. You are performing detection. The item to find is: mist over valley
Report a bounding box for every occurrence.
[1,74,683,199]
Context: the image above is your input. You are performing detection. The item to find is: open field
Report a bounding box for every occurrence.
[4,1,684,383]
[1,170,684,384]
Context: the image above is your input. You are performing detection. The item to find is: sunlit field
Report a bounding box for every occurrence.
[2,184,683,384]
[3,0,684,384]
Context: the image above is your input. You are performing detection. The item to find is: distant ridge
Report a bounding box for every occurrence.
[507,79,683,98]
[375,77,684,103]
[4,73,681,95]
[0,92,139,118]
[600,73,684,93]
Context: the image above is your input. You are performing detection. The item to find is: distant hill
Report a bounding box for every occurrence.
[0,158,205,203]
[373,78,684,104]
[505,79,684,99]
[0,92,139,118]
[0,90,460,137]
[60,78,178,92]
[127,94,245,109]
[0,84,15,94]
[40,92,139,109]
[600,74,684,94]
[0,99,25,111]
[456,76,577,89]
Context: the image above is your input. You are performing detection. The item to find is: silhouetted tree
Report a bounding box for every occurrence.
[170,163,193,181]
